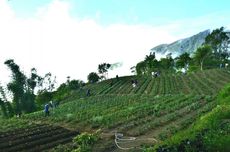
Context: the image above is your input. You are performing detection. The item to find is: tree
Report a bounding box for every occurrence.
[35,90,53,108]
[87,72,100,83]
[42,72,56,92]
[0,84,13,117]
[27,68,42,94]
[68,80,84,90]
[136,52,159,75]
[144,52,159,73]
[205,27,230,62]
[23,68,43,112]
[194,45,212,70]
[176,52,191,69]
[98,63,111,79]
[35,72,56,108]
[136,61,147,75]
[4,60,43,114]
[4,59,26,115]
[0,96,7,117]
[159,57,174,70]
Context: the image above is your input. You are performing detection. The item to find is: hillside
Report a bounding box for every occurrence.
[151,30,210,57]
[70,69,230,97]
[0,69,230,152]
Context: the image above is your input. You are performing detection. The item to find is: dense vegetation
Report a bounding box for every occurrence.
[0,69,229,151]
[0,27,229,151]
[146,83,230,152]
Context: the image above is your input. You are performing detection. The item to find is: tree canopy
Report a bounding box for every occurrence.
[88,72,100,83]
[193,45,212,70]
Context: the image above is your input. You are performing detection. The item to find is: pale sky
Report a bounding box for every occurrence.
[0,0,230,86]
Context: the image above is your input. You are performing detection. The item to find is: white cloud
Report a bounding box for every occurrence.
[0,0,176,85]
[1,0,229,86]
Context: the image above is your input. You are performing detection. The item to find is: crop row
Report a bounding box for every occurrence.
[72,69,230,98]
[24,94,215,133]
[0,124,78,152]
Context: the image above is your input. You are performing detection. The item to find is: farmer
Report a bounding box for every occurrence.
[134,79,138,86]
[86,89,91,96]
[49,100,53,108]
[131,80,136,88]
[116,75,119,81]
[44,103,50,116]
[220,63,223,68]
[132,83,136,88]
[151,72,155,78]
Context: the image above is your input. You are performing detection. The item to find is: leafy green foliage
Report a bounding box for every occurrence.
[205,27,230,61]
[175,52,191,69]
[35,90,53,108]
[72,130,100,152]
[193,45,212,70]
[146,82,230,152]
[52,79,84,102]
[0,84,12,117]
[98,63,111,80]
[87,72,100,83]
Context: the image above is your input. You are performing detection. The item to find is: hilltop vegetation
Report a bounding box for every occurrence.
[55,69,230,102]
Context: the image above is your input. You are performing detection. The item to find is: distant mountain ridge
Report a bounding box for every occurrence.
[151,29,210,58]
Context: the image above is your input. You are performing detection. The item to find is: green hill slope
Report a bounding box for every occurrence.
[0,69,230,152]
[68,69,230,98]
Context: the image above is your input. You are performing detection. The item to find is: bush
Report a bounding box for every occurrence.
[218,83,230,105]
[72,130,100,152]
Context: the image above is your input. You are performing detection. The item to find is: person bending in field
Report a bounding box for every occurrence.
[131,80,136,88]
[44,103,50,117]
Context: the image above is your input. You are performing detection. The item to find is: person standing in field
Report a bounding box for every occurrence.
[86,89,91,96]
[116,75,119,81]
[44,103,50,117]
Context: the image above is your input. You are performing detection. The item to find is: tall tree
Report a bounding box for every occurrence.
[205,27,230,62]
[0,98,7,117]
[176,52,191,69]
[194,45,212,70]
[23,68,42,112]
[35,72,56,108]
[145,52,159,72]
[98,63,111,79]
[0,84,13,117]
[159,57,174,70]
[4,59,26,115]
[136,61,147,75]
[4,60,43,114]
[136,52,159,75]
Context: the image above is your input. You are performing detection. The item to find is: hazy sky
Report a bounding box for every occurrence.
[0,0,230,86]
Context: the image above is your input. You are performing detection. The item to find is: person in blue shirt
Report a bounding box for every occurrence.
[44,103,49,116]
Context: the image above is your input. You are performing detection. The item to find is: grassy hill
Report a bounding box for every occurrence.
[0,69,230,152]
[73,69,230,97]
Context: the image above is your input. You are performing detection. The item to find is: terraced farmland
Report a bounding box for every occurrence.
[0,124,79,152]
[24,94,217,151]
[1,69,230,151]
[78,69,230,97]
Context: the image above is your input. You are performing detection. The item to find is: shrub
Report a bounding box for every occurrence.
[72,130,100,152]
[218,83,230,105]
